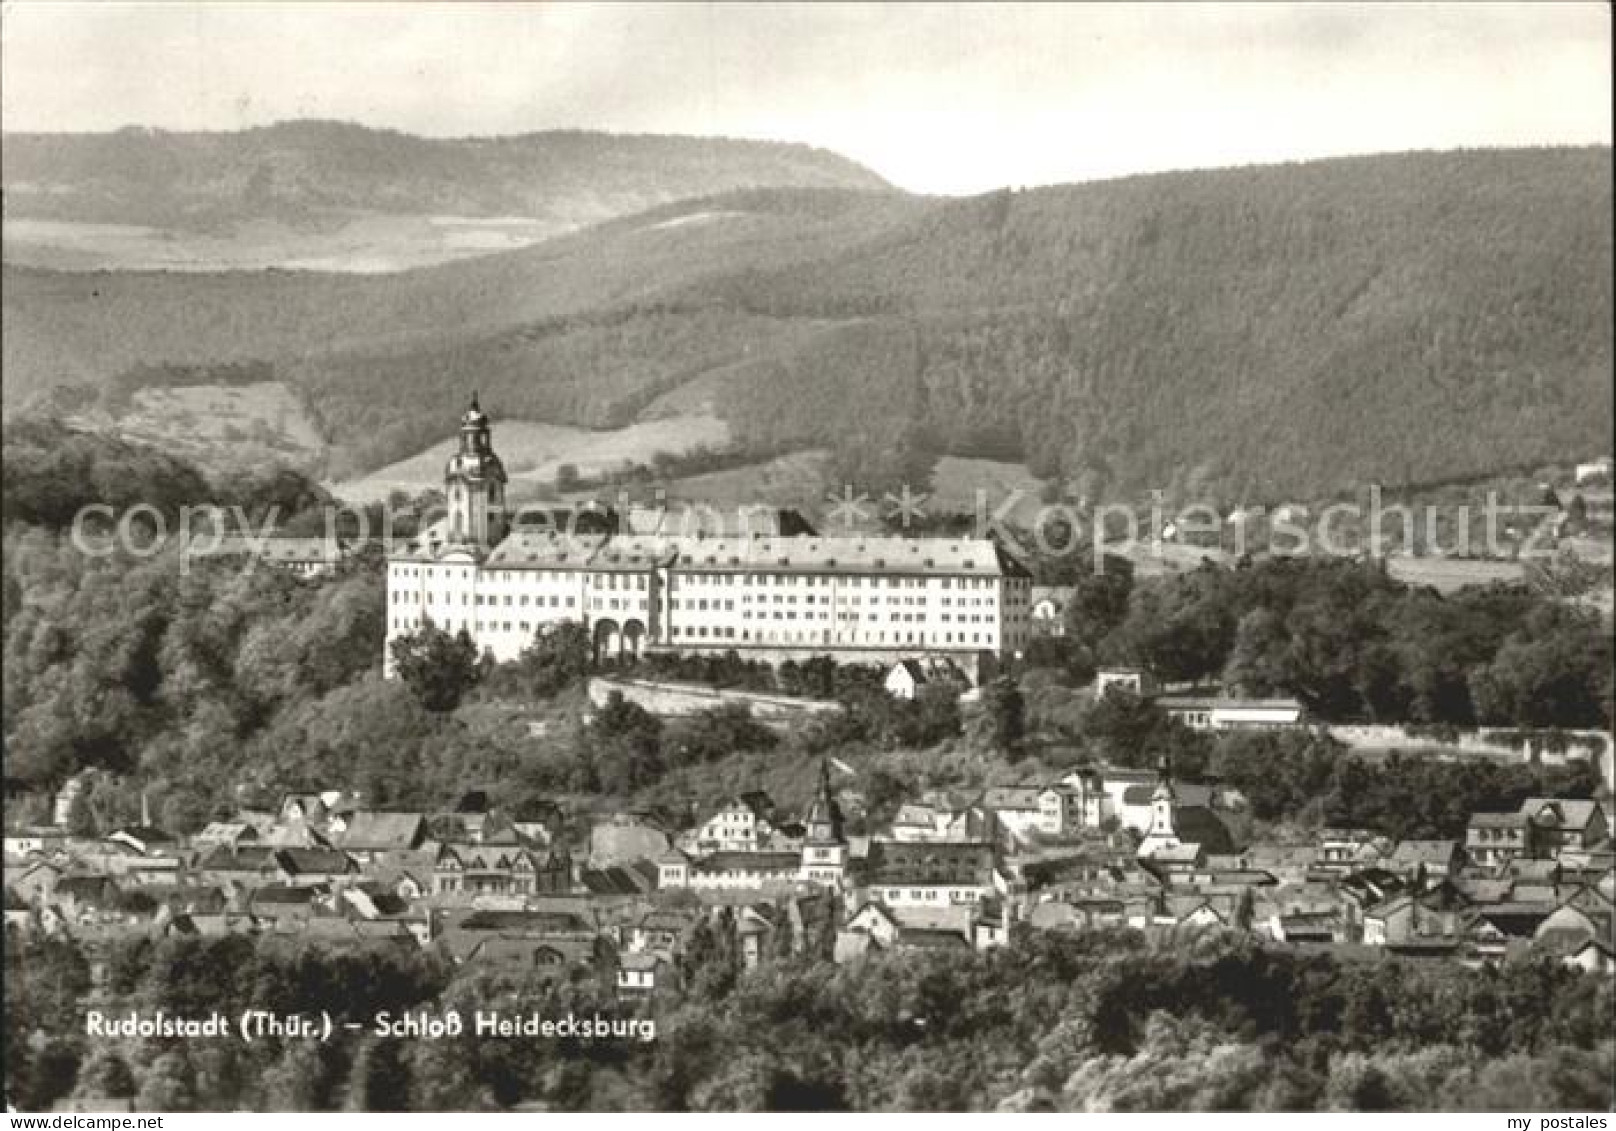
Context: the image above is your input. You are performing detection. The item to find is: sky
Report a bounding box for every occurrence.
[1,2,1609,194]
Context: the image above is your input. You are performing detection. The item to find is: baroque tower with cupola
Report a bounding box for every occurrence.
[444,393,508,551]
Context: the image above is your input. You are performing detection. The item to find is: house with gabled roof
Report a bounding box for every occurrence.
[1518,798,1608,859]
[195,844,278,885]
[248,884,325,924]
[856,840,1005,908]
[617,951,675,996]
[1315,828,1395,875]
[1466,811,1530,869]
[627,907,700,957]
[683,850,802,891]
[273,848,359,886]
[1159,894,1230,930]
[694,792,780,854]
[432,842,570,898]
[1362,894,1462,947]
[105,826,177,857]
[465,934,601,974]
[193,821,260,851]
[1386,840,1464,883]
[332,811,428,859]
[844,901,903,947]
[577,859,659,897]
[6,859,64,905]
[981,785,1045,842]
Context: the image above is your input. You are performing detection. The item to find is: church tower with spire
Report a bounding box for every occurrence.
[444,393,508,551]
[800,759,848,886]
[1137,754,1183,858]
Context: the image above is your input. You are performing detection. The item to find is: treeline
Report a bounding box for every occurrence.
[8,927,1611,1111]
[1027,692,1598,839]
[1,526,387,825]
[1209,730,1599,839]
[1030,554,1613,728]
[390,628,969,805]
[633,650,886,699]
[1,419,334,532]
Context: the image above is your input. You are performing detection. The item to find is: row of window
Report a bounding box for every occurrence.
[395,564,1011,591]
[669,626,994,646]
[873,887,984,903]
[671,573,1001,589]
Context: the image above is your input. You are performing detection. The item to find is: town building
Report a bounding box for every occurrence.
[856,841,1006,908]
[694,794,781,854]
[1028,586,1076,637]
[1466,812,1531,869]
[1093,666,1160,698]
[190,535,350,577]
[1157,695,1307,731]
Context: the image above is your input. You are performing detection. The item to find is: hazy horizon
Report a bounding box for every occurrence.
[6,115,1613,199]
[3,2,1608,195]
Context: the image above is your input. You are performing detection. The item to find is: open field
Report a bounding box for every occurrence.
[2,213,568,273]
[1384,554,1527,592]
[927,456,1048,522]
[67,381,326,470]
[658,449,833,513]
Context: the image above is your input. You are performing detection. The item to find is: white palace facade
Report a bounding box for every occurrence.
[385,400,1033,678]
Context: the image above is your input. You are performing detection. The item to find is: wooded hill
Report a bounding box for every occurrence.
[1,120,888,230]
[6,146,1609,499]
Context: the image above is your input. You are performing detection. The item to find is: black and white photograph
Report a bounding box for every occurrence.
[1,1,1612,1117]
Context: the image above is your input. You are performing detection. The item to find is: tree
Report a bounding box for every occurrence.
[135,1049,198,1112]
[586,691,664,793]
[74,1051,136,1101]
[666,703,776,767]
[979,676,1026,756]
[1222,608,1290,696]
[502,620,593,698]
[64,786,98,837]
[1065,554,1134,651]
[862,768,913,833]
[345,1038,410,1112]
[389,622,480,712]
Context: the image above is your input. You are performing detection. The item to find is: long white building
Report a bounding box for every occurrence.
[385,400,1033,677]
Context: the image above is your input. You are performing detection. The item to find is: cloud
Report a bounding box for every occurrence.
[2,1,1608,193]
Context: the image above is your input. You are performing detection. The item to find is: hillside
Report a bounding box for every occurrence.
[5,147,1610,500]
[1,120,891,270]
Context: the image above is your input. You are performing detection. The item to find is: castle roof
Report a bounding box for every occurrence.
[438,530,1026,578]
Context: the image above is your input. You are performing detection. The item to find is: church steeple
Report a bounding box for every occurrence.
[805,758,844,844]
[1138,753,1181,858]
[800,759,847,887]
[445,393,508,549]
[808,759,846,840]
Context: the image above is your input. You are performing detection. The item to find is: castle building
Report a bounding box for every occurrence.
[385,399,1034,676]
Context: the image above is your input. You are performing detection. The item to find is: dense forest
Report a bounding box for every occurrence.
[8,926,1612,1111]
[6,147,1610,498]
